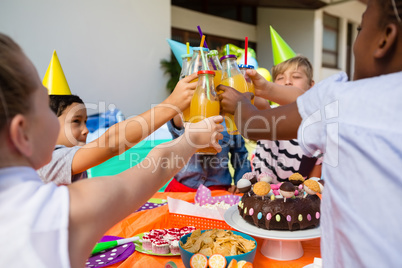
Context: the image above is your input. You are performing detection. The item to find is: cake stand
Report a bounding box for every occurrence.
[224,206,321,261]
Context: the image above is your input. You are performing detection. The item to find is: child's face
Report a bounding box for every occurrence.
[57,102,88,147]
[274,67,313,91]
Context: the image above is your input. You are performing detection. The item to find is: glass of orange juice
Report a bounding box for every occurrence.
[220,55,251,135]
[182,47,210,123]
[179,53,193,122]
[189,70,220,155]
[239,64,256,101]
[208,50,222,87]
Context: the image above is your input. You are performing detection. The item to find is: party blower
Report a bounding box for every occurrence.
[91,236,140,255]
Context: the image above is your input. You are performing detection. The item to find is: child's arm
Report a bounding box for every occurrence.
[71,73,198,175]
[67,116,223,267]
[218,85,301,141]
[228,136,251,194]
[247,69,306,105]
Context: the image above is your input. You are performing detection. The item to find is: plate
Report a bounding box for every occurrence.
[224,205,321,241]
[134,232,180,256]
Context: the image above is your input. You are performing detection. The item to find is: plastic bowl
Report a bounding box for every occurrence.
[179,230,257,268]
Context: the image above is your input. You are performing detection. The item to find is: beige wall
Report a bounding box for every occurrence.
[0,0,171,117]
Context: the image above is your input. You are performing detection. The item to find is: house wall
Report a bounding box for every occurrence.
[0,0,367,119]
[0,0,171,117]
[256,8,316,77]
[171,6,257,42]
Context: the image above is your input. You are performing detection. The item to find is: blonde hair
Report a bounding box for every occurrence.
[0,33,36,131]
[271,55,313,85]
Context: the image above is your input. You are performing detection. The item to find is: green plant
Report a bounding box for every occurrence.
[160,54,181,93]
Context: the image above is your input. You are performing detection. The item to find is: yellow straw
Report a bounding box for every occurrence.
[200,35,205,48]
[186,42,190,54]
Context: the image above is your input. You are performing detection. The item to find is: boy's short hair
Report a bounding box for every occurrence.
[49,94,84,117]
[271,55,314,84]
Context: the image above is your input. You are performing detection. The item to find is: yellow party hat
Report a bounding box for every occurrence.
[42,50,72,95]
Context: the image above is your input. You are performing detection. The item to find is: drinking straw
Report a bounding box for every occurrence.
[186,42,191,64]
[245,37,248,65]
[226,44,232,77]
[197,26,216,70]
[197,26,208,48]
[199,35,211,100]
[199,35,205,48]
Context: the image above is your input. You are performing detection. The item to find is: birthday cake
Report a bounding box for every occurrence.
[237,172,322,231]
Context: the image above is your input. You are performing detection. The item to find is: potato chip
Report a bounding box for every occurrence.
[180,229,256,257]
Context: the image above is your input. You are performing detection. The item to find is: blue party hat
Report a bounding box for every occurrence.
[166,39,193,67]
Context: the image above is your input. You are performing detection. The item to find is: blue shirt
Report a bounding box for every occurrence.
[167,120,251,189]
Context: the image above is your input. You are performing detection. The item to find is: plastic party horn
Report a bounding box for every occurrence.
[91,236,139,255]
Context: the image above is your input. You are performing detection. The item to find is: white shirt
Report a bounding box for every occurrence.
[297,71,402,267]
[0,167,70,267]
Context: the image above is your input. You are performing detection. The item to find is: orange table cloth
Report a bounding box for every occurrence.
[104,191,321,268]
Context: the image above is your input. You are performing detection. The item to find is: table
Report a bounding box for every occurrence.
[104,191,321,268]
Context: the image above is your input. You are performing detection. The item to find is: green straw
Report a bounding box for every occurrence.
[225,44,232,77]
[199,47,211,100]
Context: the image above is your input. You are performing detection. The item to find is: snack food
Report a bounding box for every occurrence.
[181,229,256,256]
[237,173,321,231]
[142,226,196,254]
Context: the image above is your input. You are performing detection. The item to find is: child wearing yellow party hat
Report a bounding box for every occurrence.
[248,27,322,182]
[38,50,199,185]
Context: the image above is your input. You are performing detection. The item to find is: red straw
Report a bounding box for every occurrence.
[245,36,248,65]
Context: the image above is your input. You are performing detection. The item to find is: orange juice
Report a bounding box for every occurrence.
[190,92,220,154]
[189,70,220,154]
[220,73,249,135]
[213,69,222,88]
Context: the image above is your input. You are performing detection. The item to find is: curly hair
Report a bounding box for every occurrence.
[378,0,402,28]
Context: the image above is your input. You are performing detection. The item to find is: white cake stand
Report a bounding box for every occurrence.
[224,206,321,261]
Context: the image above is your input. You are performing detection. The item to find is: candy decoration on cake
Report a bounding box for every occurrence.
[288,172,305,186]
[237,179,252,193]
[279,182,296,202]
[237,172,321,231]
[257,172,273,183]
[317,179,325,193]
[242,172,258,184]
[303,179,321,198]
[252,181,271,199]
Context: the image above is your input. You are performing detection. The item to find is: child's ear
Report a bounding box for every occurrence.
[374,23,398,59]
[9,114,33,158]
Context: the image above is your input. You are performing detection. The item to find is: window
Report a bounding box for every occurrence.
[172,0,257,25]
[322,13,339,68]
